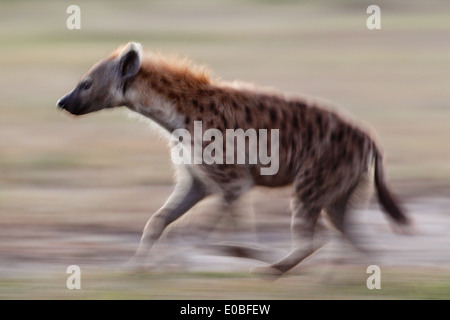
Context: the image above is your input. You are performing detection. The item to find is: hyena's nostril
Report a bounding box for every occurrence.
[57,97,66,108]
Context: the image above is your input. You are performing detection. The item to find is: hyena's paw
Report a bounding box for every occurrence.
[119,257,150,275]
[390,220,417,236]
[250,265,284,280]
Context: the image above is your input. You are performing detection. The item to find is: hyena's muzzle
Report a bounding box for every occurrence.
[57,88,87,115]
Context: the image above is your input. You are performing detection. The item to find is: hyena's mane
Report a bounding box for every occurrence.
[111,45,213,90]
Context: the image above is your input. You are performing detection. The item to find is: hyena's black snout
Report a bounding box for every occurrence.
[56,95,68,109]
[56,90,85,115]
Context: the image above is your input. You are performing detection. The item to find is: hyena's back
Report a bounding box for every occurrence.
[236,89,409,232]
[199,86,376,207]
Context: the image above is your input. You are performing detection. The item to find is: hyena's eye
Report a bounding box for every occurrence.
[79,80,92,91]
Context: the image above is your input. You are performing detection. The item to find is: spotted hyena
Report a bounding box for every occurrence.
[57,42,411,276]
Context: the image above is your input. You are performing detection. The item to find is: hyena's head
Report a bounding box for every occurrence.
[57,42,143,115]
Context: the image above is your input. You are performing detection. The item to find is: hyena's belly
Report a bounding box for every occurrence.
[250,161,299,187]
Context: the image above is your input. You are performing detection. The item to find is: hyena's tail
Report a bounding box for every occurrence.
[373,149,413,233]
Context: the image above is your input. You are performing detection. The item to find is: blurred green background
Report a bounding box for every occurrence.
[0,0,449,299]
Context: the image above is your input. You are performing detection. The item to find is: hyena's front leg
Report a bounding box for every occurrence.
[129,177,208,267]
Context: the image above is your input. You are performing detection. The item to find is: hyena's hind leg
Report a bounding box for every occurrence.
[202,189,276,263]
[251,198,325,278]
[325,172,373,254]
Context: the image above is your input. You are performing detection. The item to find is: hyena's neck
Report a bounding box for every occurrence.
[125,55,212,133]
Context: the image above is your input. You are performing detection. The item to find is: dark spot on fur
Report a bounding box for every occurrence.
[346,150,353,162]
[316,114,322,127]
[168,92,177,101]
[301,188,313,202]
[229,171,238,179]
[315,172,323,186]
[245,105,252,123]
[221,114,228,128]
[281,132,289,146]
[318,128,325,140]
[332,161,339,171]
[220,95,229,105]
[291,138,296,152]
[295,101,307,111]
[292,114,299,129]
[308,191,321,203]
[330,131,337,142]
[337,129,344,142]
[269,108,278,123]
[161,77,170,87]
[298,111,305,123]
[281,109,289,122]
[306,125,313,149]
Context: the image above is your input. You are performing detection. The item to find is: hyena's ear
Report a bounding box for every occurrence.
[118,42,143,82]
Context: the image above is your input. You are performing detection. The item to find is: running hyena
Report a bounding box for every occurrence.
[57,42,412,276]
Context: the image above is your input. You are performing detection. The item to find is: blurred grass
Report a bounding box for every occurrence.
[0,267,449,299]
